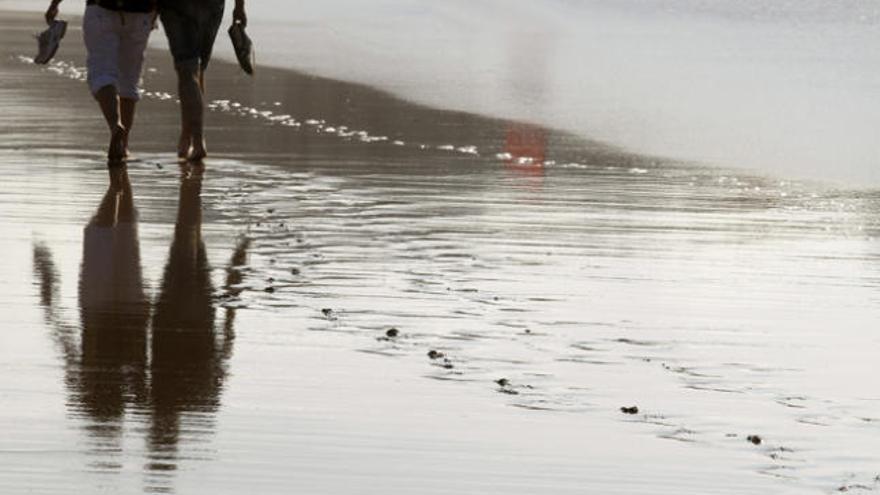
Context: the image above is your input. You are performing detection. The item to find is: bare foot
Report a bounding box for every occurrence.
[108,124,126,162]
[122,128,132,160]
[189,138,207,161]
[177,133,192,160]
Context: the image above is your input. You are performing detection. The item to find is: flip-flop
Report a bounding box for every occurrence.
[34,20,67,65]
[228,22,255,75]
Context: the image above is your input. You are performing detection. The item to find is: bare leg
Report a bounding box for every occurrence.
[120,98,137,158]
[192,70,207,160]
[175,60,206,160]
[95,84,126,161]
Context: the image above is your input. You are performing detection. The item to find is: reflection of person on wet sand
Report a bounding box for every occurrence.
[147,162,236,471]
[33,164,149,454]
[31,162,247,480]
[78,164,150,423]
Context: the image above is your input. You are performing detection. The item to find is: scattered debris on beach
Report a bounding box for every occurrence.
[837,483,874,492]
[495,378,519,395]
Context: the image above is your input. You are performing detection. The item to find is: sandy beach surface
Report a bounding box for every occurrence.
[2,10,880,494]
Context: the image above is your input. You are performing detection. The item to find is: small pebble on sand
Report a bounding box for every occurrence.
[427,350,444,360]
[747,435,762,445]
[386,328,399,338]
[620,406,639,415]
[495,378,510,387]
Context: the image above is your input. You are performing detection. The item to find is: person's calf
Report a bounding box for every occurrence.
[94,85,127,161]
[174,60,204,160]
[94,84,122,131]
[119,98,137,156]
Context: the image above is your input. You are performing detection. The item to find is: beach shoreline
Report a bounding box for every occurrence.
[4,10,672,175]
[5,0,880,184]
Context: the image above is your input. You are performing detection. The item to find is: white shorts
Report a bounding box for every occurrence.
[82,5,153,100]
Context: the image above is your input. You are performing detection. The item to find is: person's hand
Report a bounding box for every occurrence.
[232,5,247,27]
[44,0,59,25]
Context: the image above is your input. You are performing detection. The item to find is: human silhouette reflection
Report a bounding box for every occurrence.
[32,162,247,484]
[146,162,235,474]
[77,163,150,447]
[32,163,149,465]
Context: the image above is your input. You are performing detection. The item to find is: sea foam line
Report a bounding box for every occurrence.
[16,55,590,172]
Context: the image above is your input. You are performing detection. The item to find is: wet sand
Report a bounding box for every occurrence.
[3,11,880,495]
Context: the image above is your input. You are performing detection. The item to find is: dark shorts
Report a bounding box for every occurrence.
[159,0,224,70]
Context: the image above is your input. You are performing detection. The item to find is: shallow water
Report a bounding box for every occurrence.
[3,10,880,495]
